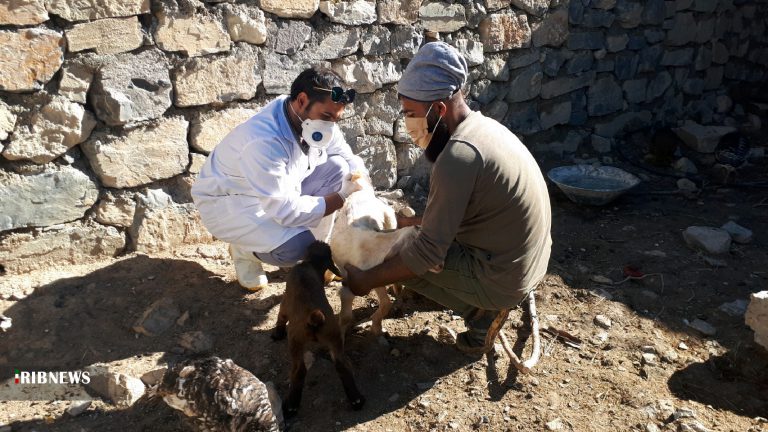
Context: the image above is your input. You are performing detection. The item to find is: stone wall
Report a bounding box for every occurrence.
[0,0,766,274]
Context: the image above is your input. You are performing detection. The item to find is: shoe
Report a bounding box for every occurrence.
[456,308,495,354]
[229,244,268,291]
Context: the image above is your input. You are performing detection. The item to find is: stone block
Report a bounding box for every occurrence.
[154,0,231,57]
[745,291,768,351]
[504,103,540,135]
[623,78,647,104]
[587,76,623,117]
[660,48,694,66]
[46,0,149,21]
[614,52,638,80]
[320,0,377,25]
[419,2,466,32]
[260,0,319,18]
[479,12,532,52]
[0,29,64,93]
[615,0,643,28]
[173,47,261,107]
[532,8,568,47]
[377,0,419,25]
[682,226,731,254]
[0,0,48,25]
[673,120,737,153]
[190,107,260,154]
[453,39,484,66]
[539,100,572,130]
[593,110,652,137]
[566,51,593,74]
[223,3,267,45]
[666,12,695,46]
[567,31,605,50]
[66,17,142,55]
[352,135,397,188]
[81,117,189,188]
[541,71,596,99]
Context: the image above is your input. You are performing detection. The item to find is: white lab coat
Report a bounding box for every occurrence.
[191,95,367,253]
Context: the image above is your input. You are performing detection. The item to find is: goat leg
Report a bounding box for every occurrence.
[329,348,365,411]
[283,338,307,418]
[271,302,288,341]
[370,286,392,336]
[521,291,541,371]
[338,285,356,337]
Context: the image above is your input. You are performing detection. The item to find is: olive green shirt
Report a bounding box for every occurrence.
[400,110,552,305]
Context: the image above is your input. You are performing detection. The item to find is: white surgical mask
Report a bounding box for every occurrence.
[290,101,337,150]
[404,104,442,150]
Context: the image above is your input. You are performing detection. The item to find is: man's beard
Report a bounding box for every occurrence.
[424,120,451,163]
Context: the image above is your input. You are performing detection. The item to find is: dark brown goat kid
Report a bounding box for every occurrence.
[271,241,365,418]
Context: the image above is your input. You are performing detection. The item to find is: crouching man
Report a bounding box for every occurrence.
[192,67,365,291]
[344,42,553,352]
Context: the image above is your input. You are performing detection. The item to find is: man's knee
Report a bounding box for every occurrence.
[255,231,315,267]
[301,155,350,196]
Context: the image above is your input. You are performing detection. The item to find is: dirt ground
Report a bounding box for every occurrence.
[1,153,768,432]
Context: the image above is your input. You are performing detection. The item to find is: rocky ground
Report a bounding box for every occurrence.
[1,156,768,432]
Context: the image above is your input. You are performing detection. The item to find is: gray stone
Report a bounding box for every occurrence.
[131,202,213,253]
[0,101,17,141]
[173,46,261,106]
[190,107,261,153]
[606,33,629,52]
[178,331,214,353]
[691,0,716,12]
[453,39,484,66]
[582,9,614,28]
[0,166,99,233]
[0,28,65,93]
[360,26,391,56]
[65,17,143,55]
[715,95,732,113]
[593,110,652,137]
[304,28,360,60]
[682,226,731,254]
[507,49,540,69]
[565,51,593,74]
[140,367,167,387]
[154,0,231,57]
[263,53,330,95]
[673,121,736,153]
[90,49,172,125]
[4,95,96,164]
[626,33,647,50]
[542,49,568,77]
[395,142,422,176]
[94,193,136,228]
[0,0,48,25]
[479,12,531,52]
[58,62,93,104]
[0,221,125,274]
[675,0,693,11]
[623,78,647,104]
[674,157,698,174]
[82,117,189,188]
[391,26,423,58]
[481,100,509,123]
[642,0,666,24]
[320,0,377,25]
[222,3,267,45]
[339,115,366,144]
[86,371,145,407]
[259,0,319,18]
[504,103,540,135]
[595,58,614,72]
[638,44,663,72]
[721,221,752,244]
[695,18,715,44]
[377,0,419,25]
[646,71,672,101]
[660,48,694,66]
[464,1,488,29]
[694,47,712,71]
[666,13,695,46]
[615,0,643,28]
[66,400,92,417]
[592,0,616,9]
[587,76,623,117]
[614,52,639,80]
[332,57,400,94]
[420,2,466,33]
[567,31,605,50]
[510,0,548,16]
[269,20,312,55]
[539,100,571,130]
[591,134,613,153]
[353,135,397,188]
[712,42,728,64]
[365,117,393,136]
[541,71,596,99]
[745,291,768,351]
[594,314,612,329]
[133,297,180,337]
[46,0,149,21]
[644,28,665,43]
[569,89,588,125]
[687,318,716,336]
[532,8,568,47]
[682,78,704,96]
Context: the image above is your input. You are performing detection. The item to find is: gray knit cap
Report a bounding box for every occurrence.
[397,41,469,102]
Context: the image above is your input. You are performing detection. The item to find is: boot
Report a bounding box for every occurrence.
[229,244,268,291]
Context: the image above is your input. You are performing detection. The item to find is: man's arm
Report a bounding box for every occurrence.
[344,253,416,296]
[397,214,422,228]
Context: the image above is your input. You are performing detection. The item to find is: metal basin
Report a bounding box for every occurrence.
[547,165,641,206]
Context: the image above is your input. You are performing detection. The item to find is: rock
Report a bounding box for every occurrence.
[259,0,319,18]
[645,423,660,432]
[391,26,423,58]
[592,135,612,153]
[718,299,748,317]
[673,408,697,420]
[565,51,593,74]
[582,8,614,27]
[682,226,731,255]
[222,3,267,45]
[332,57,400,94]
[567,31,605,50]
[3,96,95,164]
[266,20,312,55]
[0,166,99,232]
[593,110,651,137]
[0,102,17,141]
[745,291,768,351]
[65,17,142,55]
[82,117,188,188]
[683,421,711,432]
[531,8,568,47]
[674,157,698,175]
[646,71,672,102]
[546,418,564,430]
[263,53,330,95]
[642,353,657,365]
[131,203,214,253]
[614,52,638,80]
[360,25,391,56]
[479,12,531,52]
[686,319,716,336]
[622,78,647,104]
[587,76,623,117]
[0,221,124,274]
[190,107,260,154]
[400,206,416,217]
[438,325,457,344]
[66,400,91,417]
[677,178,698,192]
[539,100,571,130]
[0,0,48,25]
[419,2,465,33]
[304,28,361,61]
[320,0,376,25]
[90,49,172,126]
[660,48,694,66]
[178,331,214,353]
[506,63,543,103]
[720,221,752,244]
[541,71,595,99]
[615,0,643,28]
[666,12,695,46]
[376,0,419,24]
[87,371,145,407]
[154,1,230,57]
[94,194,136,227]
[140,367,168,387]
[45,0,149,21]
[0,28,65,93]
[172,46,261,107]
[133,298,181,337]
[58,62,93,104]
[0,315,12,332]
[484,55,509,81]
[673,121,737,153]
[353,135,397,188]
[594,315,612,329]
[606,33,629,52]
[453,39,484,66]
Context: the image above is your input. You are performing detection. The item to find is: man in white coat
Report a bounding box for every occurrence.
[192,67,366,290]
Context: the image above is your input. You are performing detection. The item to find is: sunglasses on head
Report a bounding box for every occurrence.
[314,86,356,104]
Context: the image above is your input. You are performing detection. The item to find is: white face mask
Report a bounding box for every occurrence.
[290,101,337,150]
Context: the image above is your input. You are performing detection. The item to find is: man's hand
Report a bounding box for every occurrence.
[338,172,364,200]
[344,264,372,296]
[396,214,422,228]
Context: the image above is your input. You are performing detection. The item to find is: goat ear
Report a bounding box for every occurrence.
[307,309,325,328]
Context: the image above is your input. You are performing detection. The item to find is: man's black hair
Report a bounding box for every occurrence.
[289,66,345,106]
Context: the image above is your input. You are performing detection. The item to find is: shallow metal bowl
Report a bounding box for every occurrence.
[547,165,641,206]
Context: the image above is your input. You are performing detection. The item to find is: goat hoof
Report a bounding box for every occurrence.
[270,327,287,341]
[350,396,365,410]
[282,402,299,418]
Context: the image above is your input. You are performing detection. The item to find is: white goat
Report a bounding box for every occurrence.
[311,172,417,335]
